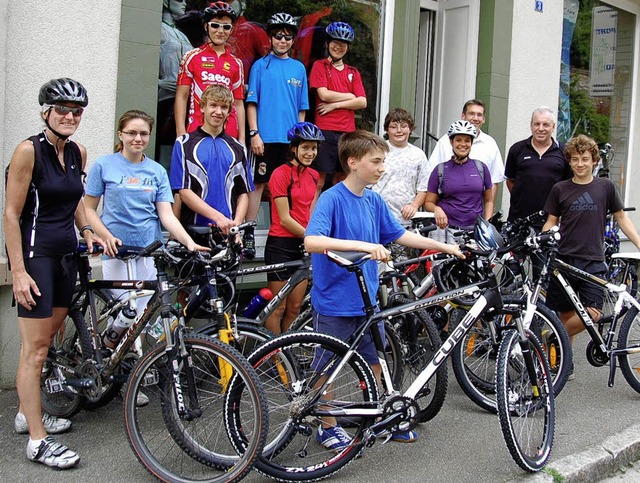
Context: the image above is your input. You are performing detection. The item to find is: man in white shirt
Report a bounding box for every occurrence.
[427,99,504,200]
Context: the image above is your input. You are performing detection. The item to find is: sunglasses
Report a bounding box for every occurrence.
[272,33,294,41]
[208,22,232,31]
[53,105,84,117]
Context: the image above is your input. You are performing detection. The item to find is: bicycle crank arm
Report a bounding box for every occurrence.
[63,377,97,390]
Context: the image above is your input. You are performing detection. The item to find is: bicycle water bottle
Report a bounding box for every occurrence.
[241,288,273,318]
[103,307,137,349]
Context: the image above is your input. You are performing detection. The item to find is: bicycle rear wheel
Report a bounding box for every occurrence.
[496,329,555,472]
[124,333,267,482]
[227,331,379,482]
[41,306,93,418]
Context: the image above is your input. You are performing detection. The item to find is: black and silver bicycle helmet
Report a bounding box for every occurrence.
[326,22,355,43]
[287,122,325,144]
[38,78,88,107]
[267,12,298,34]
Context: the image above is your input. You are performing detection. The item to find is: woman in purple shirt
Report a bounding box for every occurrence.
[424,120,493,243]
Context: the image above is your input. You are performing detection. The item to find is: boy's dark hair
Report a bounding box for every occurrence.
[383,108,415,131]
[462,99,485,115]
[338,130,389,173]
[564,134,600,163]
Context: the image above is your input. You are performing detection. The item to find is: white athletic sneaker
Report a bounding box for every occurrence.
[27,436,80,469]
[14,412,72,435]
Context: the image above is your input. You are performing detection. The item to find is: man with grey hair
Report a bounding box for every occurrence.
[505,106,572,227]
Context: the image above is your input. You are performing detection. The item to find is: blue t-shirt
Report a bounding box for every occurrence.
[246,54,309,143]
[85,152,173,247]
[305,183,406,316]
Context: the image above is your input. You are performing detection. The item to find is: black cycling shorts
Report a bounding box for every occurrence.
[18,254,77,318]
[311,130,344,174]
[263,236,305,282]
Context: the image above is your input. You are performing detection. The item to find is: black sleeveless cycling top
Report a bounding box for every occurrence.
[20,132,84,257]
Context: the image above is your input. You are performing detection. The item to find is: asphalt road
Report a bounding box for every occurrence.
[1,331,639,482]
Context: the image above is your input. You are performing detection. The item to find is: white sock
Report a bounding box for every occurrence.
[28,437,45,450]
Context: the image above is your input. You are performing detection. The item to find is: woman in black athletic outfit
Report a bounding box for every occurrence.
[4,78,101,469]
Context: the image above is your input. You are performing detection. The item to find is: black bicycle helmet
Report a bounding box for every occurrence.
[287,122,324,143]
[201,1,237,23]
[326,22,355,43]
[474,216,505,251]
[267,12,298,34]
[38,78,88,107]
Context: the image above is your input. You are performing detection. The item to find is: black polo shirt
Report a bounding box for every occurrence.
[505,136,572,224]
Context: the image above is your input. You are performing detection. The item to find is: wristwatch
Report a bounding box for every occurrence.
[249,130,259,137]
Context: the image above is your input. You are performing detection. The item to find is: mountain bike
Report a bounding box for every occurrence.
[42,239,268,481]
[225,231,558,480]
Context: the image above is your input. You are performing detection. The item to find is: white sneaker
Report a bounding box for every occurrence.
[136,391,150,407]
[15,412,72,435]
[27,436,80,469]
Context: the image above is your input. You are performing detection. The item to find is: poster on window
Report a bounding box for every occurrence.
[589,6,617,97]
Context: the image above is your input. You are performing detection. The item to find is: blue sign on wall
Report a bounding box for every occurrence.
[535,1,544,13]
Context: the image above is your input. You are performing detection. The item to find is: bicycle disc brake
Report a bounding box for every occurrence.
[586,340,608,367]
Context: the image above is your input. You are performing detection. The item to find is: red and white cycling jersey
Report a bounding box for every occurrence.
[177,44,244,138]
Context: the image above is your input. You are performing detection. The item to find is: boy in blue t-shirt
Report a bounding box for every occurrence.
[305,130,463,449]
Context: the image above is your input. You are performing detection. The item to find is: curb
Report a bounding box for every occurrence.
[509,423,640,482]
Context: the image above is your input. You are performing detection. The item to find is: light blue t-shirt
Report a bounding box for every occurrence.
[246,54,309,143]
[305,183,406,316]
[85,152,173,247]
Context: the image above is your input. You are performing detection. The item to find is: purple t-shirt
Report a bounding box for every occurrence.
[427,158,492,227]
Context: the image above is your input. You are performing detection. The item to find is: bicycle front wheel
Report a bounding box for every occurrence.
[496,329,555,472]
[228,331,379,482]
[124,334,267,483]
[617,307,640,393]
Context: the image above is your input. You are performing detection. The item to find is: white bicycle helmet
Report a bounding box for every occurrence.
[447,120,477,139]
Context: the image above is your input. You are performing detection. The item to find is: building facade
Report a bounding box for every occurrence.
[1,0,639,385]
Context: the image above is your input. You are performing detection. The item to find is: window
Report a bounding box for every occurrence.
[559,0,635,194]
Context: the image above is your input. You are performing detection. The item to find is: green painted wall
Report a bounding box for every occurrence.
[116,0,162,154]
[388,0,420,113]
[476,0,513,206]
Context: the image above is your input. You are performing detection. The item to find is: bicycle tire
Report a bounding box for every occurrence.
[228,331,378,482]
[124,333,268,482]
[41,306,93,418]
[496,329,555,472]
[196,318,275,355]
[451,298,571,413]
[617,307,640,393]
[385,300,448,422]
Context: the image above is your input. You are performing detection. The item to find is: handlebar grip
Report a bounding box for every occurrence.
[418,225,437,236]
[140,240,164,257]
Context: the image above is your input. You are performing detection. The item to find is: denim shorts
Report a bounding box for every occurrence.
[311,309,385,370]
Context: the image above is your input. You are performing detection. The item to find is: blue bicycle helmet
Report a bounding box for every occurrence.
[287,122,325,143]
[39,78,88,107]
[326,22,355,43]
